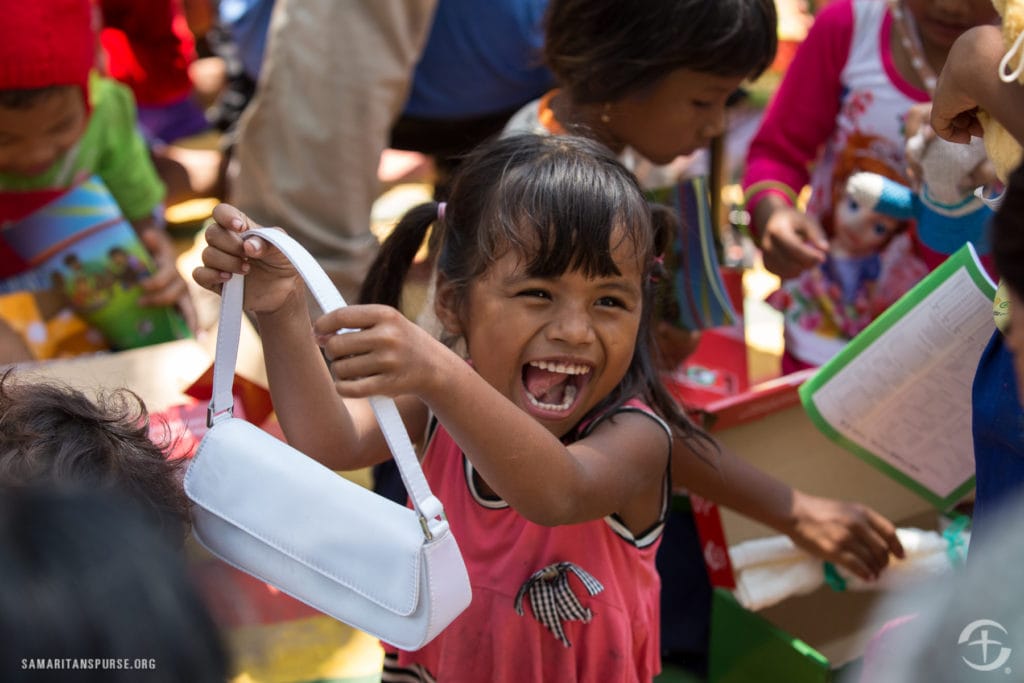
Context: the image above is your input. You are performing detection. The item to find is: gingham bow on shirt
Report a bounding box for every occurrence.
[513,561,604,647]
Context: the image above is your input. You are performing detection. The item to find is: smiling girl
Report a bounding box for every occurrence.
[195,134,705,681]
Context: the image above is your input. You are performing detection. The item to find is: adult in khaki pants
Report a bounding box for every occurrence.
[229,0,436,301]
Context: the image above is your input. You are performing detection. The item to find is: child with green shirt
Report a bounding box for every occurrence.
[0,0,195,356]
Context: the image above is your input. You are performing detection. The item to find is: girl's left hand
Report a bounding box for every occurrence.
[313,303,453,401]
[786,491,905,582]
[137,223,198,333]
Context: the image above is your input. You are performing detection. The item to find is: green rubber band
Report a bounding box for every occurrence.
[823,561,847,592]
[943,514,971,568]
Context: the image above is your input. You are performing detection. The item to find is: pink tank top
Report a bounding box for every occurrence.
[391,401,671,682]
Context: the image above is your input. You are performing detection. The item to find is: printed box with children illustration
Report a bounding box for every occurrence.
[0,176,190,356]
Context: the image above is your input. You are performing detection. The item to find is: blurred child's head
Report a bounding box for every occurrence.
[361,134,699,440]
[903,1,999,53]
[0,485,228,682]
[992,163,1024,404]
[542,0,777,162]
[0,0,95,177]
[0,370,190,545]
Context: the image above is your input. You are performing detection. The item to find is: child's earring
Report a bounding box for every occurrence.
[600,103,612,124]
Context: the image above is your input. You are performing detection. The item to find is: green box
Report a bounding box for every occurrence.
[708,589,832,683]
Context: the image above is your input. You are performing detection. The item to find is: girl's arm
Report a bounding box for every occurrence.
[743,0,852,277]
[674,437,905,581]
[193,204,428,471]
[438,367,669,530]
[743,0,852,211]
[315,305,669,531]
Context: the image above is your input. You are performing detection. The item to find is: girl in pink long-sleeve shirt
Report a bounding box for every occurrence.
[743,0,998,369]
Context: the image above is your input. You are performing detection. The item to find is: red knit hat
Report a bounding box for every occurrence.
[0,0,96,103]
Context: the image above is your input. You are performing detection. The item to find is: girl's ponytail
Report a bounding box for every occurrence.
[358,202,441,307]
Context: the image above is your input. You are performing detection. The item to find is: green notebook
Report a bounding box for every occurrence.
[799,243,995,510]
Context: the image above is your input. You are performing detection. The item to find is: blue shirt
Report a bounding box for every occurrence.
[970,329,1024,551]
[218,0,274,82]
[402,0,555,119]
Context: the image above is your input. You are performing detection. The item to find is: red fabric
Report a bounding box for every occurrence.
[0,188,69,277]
[0,0,95,104]
[0,187,68,224]
[99,0,196,106]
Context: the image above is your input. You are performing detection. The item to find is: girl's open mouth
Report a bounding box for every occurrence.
[521,359,591,416]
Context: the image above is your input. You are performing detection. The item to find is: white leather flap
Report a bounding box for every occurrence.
[185,419,426,616]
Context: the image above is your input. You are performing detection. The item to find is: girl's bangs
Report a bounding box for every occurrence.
[485,160,652,278]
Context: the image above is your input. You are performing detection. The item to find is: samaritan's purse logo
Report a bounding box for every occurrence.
[959,619,1013,672]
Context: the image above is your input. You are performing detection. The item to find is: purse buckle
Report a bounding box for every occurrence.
[206,402,234,428]
[418,514,434,542]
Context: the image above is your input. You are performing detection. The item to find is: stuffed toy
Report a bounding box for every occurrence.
[979,0,1024,181]
[845,130,993,258]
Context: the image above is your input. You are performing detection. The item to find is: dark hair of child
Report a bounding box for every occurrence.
[0,485,228,683]
[0,369,189,545]
[0,85,71,110]
[542,0,778,105]
[992,162,1024,296]
[359,133,713,450]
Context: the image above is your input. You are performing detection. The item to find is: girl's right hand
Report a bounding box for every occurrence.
[758,205,829,279]
[191,203,302,314]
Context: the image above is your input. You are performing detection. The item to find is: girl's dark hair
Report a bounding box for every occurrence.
[0,85,73,110]
[993,163,1024,297]
[0,370,189,546]
[360,133,712,449]
[0,486,229,682]
[543,0,778,104]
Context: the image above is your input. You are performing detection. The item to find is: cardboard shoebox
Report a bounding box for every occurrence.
[665,327,937,546]
[664,326,941,671]
[12,305,272,450]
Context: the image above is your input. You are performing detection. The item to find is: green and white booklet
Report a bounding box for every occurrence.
[799,244,997,510]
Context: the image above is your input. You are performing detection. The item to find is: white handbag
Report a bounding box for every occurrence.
[184,227,472,651]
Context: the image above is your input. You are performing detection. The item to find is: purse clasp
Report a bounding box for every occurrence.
[207,402,234,427]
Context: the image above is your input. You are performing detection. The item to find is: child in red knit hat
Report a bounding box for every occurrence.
[0,0,195,360]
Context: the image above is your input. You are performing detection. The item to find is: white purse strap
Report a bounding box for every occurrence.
[207,227,447,539]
